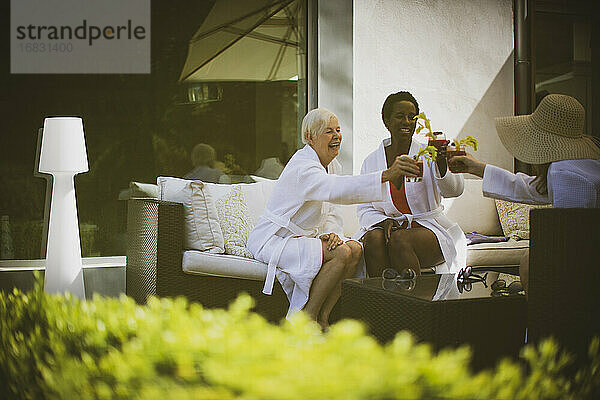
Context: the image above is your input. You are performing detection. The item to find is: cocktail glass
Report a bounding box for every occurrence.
[406,159,423,183]
[446,144,466,159]
[428,131,450,151]
[446,145,467,173]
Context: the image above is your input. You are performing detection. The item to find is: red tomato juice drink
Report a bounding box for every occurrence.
[428,132,449,150]
[406,160,423,183]
[446,145,466,158]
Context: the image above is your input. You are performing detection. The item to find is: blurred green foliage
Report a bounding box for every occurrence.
[1,274,599,399]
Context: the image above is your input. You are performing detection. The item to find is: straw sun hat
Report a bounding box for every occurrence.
[494,94,600,164]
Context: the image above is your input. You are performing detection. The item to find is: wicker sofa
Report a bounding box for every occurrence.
[126,178,529,321]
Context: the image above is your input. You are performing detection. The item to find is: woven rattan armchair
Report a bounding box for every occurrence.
[126,198,289,322]
[528,207,600,366]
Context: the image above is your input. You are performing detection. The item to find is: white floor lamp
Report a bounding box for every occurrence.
[38,117,88,299]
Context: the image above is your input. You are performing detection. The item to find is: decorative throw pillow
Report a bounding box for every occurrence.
[157,176,225,253]
[215,186,255,258]
[494,199,552,240]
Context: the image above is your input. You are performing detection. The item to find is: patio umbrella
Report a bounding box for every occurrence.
[179,0,303,83]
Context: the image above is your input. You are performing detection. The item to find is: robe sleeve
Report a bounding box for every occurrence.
[297,161,385,205]
[433,163,464,198]
[482,164,550,205]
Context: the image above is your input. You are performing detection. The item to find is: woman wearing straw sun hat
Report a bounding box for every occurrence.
[448,93,600,291]
[448,94,600,207]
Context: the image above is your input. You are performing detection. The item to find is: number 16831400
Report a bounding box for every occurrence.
[19,42,73,53]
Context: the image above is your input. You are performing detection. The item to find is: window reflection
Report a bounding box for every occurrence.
[534,0,595,134]
[0,0,306,259]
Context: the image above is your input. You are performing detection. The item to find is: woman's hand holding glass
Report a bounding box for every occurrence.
[382,155,421,187]
[447,153,487,178]
[396,155,421,178]
[434,141,449,175]
[382,154,421,188]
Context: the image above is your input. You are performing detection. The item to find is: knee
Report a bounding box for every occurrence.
[334,243,353,263]
[322,244,352,274]
[347,241,363,264]
[346,242,362,277]
[363,230,386,252]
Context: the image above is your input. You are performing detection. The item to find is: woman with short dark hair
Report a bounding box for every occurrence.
[353,91,467,277]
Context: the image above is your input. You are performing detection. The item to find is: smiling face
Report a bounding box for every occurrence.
[306,116,342,168]
[384,100,417,139]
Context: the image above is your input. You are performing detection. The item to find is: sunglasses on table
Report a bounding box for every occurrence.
[382,268,417,280]
[381,268,417,291]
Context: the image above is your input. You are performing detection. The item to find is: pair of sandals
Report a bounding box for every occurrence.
[490,279,524,296]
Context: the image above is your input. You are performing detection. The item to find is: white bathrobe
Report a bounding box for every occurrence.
[247,145,386,317]
[353,137,467,273]
[482,160,600,208]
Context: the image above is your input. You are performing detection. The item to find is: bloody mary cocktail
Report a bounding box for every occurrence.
[406,160,424,183]
[428,132,450,151]
[446,145,466,158]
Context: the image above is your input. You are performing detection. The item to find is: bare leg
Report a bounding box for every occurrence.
[363,229,389,277]
[519,249,529,296]
[304,243,352,326]
[317,241,363,328]
[388,225,444,274]
[346,240,363,274]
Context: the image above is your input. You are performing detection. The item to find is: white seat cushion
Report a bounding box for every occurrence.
[182,250,267,281]
[465,239,528,267]
[183,239,528,281]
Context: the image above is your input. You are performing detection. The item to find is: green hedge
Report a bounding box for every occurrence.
[1,274,599,400]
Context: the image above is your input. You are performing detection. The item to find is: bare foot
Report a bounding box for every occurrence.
[317,318,330,332]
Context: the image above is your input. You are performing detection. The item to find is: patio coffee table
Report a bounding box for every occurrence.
[340,270,526,369]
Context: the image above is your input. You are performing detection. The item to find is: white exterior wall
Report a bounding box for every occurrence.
[350,0,515,174]
[316,0,354,174]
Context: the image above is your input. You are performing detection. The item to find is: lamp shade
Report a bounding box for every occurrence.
[39,117,89,173]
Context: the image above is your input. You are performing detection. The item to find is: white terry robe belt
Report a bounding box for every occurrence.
[400,206,443,228]
[399,205,457,269]
[261,210,318,295]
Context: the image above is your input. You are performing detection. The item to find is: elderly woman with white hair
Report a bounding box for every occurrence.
[247,108,405,328]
